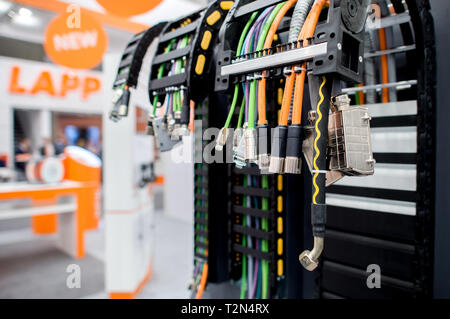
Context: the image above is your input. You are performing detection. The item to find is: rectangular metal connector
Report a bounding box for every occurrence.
[328,106,375,175]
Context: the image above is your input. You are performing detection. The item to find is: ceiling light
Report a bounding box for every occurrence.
[18,7,32,17]
[0,0,12,14]
[10,7,39,27]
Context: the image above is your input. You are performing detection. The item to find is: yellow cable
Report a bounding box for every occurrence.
[312,76,326,204]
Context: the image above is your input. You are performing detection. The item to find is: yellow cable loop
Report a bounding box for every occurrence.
[312,76,327,204]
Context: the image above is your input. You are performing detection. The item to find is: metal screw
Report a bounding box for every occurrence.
[359,56,363,63]
[308,110,317,123]
[337,43,342,50]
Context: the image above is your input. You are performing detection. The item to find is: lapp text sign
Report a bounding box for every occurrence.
[8,66,101,100]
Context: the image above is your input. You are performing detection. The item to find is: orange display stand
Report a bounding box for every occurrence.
[32,146,101,236]
[0,181,98,258]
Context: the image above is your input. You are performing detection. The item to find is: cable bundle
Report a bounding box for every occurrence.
[151,35,191,127]
[215,0,327,176]
[238,174,271,299]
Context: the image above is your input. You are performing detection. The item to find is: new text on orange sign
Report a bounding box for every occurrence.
[44,10,108,69]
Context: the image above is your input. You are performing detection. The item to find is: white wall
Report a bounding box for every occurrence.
[159,140,194,224]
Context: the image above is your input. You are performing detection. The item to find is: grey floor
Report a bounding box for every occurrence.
[0,211,193,299]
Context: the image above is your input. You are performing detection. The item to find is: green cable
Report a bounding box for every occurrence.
[152,39,177,115]
[261,175,269,299]
[248,2,285,129]
[237,98,245,129]
[224,12,259,129]
[237,12,259,58]
[240,245,247,299]
[354,85,360,105]
[173,36,189,113]
[224,87,239,128]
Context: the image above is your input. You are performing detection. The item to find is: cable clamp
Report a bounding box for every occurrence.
[283,67,293,76]
[254,73,263,80]
[311,169,327,174]
[294,66,307,73]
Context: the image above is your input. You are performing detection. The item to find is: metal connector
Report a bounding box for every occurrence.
[118,104,128,117]
[258,153,270,174]
[215,127,230,152]
[153,117,181,152]
[109,88,123,122]
[299,237,324,271]
[268,156,285,174]
[147,115,155,136]
[331,94,351,110]
[172,125,189,140]
[233,128,243,152]
[171,124,181,140]
[244,128,257,162]
[233,134,247,169]
[284,156,302,174]
[269,126,288,173]
[167,115,175,135]
[285,125,303,174]
[111,88,123,105]
[308,110,317,125]
[109,110,120,122]
[328,104,375,175]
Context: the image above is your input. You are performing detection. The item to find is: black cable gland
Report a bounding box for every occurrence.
[286,125,303,158]
[257,125,271,156]
[271,125,288,158]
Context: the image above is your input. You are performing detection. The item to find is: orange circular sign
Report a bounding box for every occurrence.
[96,0,162,18]
[44,11,108,70]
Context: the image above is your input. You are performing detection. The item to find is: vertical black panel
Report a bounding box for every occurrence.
[430,0,450,298]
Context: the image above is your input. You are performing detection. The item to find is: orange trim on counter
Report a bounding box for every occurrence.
[109,263,153,299]
[31,197,58,234]
[0,181,99,258]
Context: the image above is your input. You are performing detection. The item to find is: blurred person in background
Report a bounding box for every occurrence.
[14,137,32,180]
[40,137,55,157]
[87,139,100,156]
[77,138,87,149]
[54,134,67,155]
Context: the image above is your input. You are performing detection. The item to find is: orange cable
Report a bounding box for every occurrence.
[195,263,208,299]
[291,0,326,125]
[188,100,195,132]
[279,74,296,125]
[292,67,306,123]
[374,8,389,103]
[378,28,389,103]
[257,0,297,126]
[357,83,365,104]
